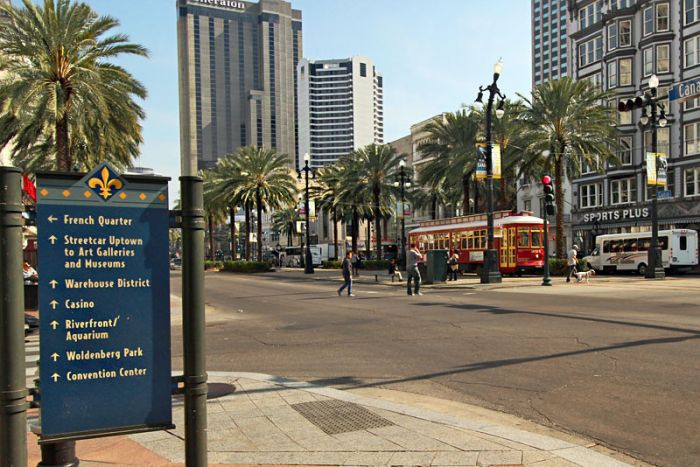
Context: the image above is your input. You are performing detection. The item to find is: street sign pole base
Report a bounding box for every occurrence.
[645,247,665,279]
[38,441,78,467]
[304,250,314,274]
[541,277,552,286]
[480,249,502,284]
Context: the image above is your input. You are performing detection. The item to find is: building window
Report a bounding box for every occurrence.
[687,0,700,25]
[608,61,618,89]
[619,20,631,46]
[360,63,367,77]
[579,2,600,30]
[643,47,653,76]
[645,127,670,154]
[587,72,603,90]
[578,36,603,67]
[657,3,670,31]
[685,97,700,110]
[611,178,637,205]
[619,98,632,125]
[619,136,632,165]
[524,199,532,211]
[684,122,700,155]
[580,183,603,208]
[657,44,670,73]
[684,36,700,68]
[645,172,674,200]
[608,23,618,51]
[643,6,653,36]
[619,58,632,85]
[686,167,700,196]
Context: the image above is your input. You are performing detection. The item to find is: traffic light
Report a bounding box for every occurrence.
[542,175,555,216]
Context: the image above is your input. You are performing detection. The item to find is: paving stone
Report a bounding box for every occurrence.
[139,437,184,461]
[340,451,395,466]
[332,430,404,451]
[552,446,632,467]
[128,430,175,443]
[367,424,458,451]
[521,450,556,464]
[477,450,523,466]
[208,436,257,452]
[525,457,582,467]
[432,450,480,466]
[480,426,574,451]
[386,451,436,466]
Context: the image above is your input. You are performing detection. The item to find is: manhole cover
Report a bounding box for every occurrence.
[291,399,393,435]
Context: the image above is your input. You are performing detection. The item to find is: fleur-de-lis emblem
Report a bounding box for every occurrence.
[88,167,123,200]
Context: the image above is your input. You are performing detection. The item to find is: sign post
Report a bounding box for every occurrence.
[36,164,173,445]
[0,167,29,467]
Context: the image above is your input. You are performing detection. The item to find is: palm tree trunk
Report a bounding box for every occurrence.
[230,206,237,260]
[208,216,214,261]
[431,196,437,220]
[256,188,263,262]
[555,150,565,259]
[374,188,382,260]
[245,201,251,261]
[332,206,338,260]
[500,175,507,210]
[56,114,71,171]
[463,173,471,214]
[352,207,358,254]
[366,218,371,258]
[287,224,293,247]
[474,181,480,213]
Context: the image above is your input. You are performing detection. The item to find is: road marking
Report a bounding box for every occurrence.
[463,293,476,295]
[365,291,378,294]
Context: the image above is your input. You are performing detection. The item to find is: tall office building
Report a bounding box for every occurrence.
[296,56,383,169]
[567,0,700,251]
[532,0,570,87]
[176,0,302,175]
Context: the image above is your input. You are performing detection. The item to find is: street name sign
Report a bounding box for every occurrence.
[669,77,700,102]
[36,163,172,441]
[657,190,673,199]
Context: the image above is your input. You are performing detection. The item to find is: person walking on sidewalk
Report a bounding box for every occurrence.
[338,251,355,297]
[447,252,459,281]
[406,243,424,296]
[566,244,579,283]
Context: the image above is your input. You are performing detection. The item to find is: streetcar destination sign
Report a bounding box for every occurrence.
[37,163,172,441]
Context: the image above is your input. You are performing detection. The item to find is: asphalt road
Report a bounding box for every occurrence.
[170,272,700,467]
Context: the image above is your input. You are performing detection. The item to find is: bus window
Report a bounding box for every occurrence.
[531,229,542,247]
[518,228,530,248]
[639,239,650,251]
[659,236,669,250]
[680,236,687,250]
[623,239,637,252]
[603,241,611,253]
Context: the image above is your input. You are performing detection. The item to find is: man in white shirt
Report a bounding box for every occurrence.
[566,245,579,283]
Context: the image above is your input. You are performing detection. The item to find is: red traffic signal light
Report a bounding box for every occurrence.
[541,175,551,185]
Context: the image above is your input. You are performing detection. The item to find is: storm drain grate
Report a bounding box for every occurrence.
[290,399,394,435]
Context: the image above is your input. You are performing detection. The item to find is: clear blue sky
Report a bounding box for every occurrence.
[70,0,533,193]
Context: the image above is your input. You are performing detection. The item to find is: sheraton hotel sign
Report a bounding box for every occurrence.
[190,0,247,10]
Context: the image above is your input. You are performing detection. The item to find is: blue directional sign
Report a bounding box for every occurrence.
[669,77,700,102]
[36,163,172,441]
[657,190,673,200]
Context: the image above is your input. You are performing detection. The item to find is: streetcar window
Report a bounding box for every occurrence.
[461,236,467,249]
[518,228,530,248]
[531,229,542,247]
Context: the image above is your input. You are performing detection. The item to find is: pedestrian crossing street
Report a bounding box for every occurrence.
[25,332,40,389]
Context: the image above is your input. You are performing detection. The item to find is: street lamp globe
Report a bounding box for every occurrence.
[405,182,412,188]
[640,114,649,126]
[393,181,399,187]
[648,74,659,89]
[659,116,668,127]
[493,58,504,76]
[399,160,406,168]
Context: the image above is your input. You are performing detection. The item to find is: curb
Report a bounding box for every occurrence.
[206,371,633,467]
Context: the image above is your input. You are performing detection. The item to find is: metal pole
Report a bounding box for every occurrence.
[481,78,502,284]
[542,213,551,286]
[180,176,208,467]
[400,167,406,270]
[304,161,314,274]
[646,94,664,279]
[0,167,28,467]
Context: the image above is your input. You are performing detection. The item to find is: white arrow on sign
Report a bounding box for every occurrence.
[51,373,60,382]
[51,353,60,362]
[48,235,57,245]
[50,320,59,330]
[49,280,58,289]
[47,215,58,223]
[49,300,58,309]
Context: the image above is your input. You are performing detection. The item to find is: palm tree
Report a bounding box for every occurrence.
[208,146,296,261]
[201,170,227,260]
[343,144,402,260]
[313,163,352,260]
[0,0,148,172]
[417,110,481,214]
[518,77,619,257]
[492,99,527,209]
[272,207,300,248]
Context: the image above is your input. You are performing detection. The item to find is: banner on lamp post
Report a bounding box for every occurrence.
[308,200,316,218]
[475,144,487,180]
[646,152,657,185]
[656,153,668,186]
[492,144,502,180]
[396,201,404,219]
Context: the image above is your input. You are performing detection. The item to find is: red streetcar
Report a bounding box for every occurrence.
[408,211,545,274]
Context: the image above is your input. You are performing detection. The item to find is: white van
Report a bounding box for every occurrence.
[583,229,699,275]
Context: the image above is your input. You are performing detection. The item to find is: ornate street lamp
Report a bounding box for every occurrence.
[620,74,666,279]
[297,153,315,274]
[475,59,506,284]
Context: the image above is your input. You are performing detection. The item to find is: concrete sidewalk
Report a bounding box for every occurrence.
[28,373,646,466]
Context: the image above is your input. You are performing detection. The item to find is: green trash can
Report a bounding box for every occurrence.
[424,250,448,284]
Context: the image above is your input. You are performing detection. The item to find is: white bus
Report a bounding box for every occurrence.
[583,229,698,275]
